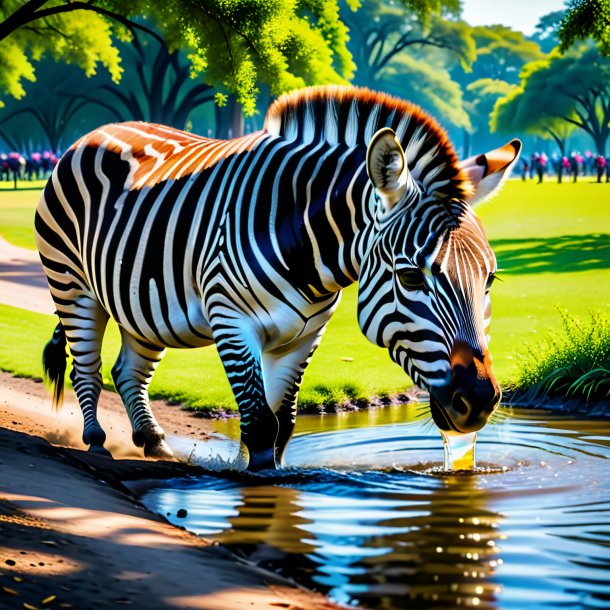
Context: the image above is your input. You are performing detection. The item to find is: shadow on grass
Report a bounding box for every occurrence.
[491,233,610,274]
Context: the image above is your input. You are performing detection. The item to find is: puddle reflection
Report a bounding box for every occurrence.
[141,408,610,610]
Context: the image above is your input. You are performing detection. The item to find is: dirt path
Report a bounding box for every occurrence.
[0,371,224,459]
[0,236,54,314]
[0,374,345,610]
[0,426,342,610]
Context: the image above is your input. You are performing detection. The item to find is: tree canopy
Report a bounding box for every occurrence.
[492,45,610,154]
[343,0,474,85]
[559,0,610,56]
[0,0,357,114]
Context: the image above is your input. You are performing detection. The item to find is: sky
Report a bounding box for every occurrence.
[461,0,568,34]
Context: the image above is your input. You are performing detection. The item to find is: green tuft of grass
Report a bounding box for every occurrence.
[510,310,610,403]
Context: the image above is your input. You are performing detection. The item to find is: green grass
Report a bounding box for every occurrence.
[0,181,44,249]
[0,178,608,410]
[475,180,610,382]
[509,310,610,403]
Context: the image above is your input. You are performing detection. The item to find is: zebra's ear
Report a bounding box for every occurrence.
[459,139,522,206]
[366,128,409,212]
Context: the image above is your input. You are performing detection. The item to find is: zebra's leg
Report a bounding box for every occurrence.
[262,328,326,466]
[111,329,172,459]
[60,298,110,454]
[214,331,280,471]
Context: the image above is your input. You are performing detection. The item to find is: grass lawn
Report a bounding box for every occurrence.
[476,180,610,382]
[0,178,608,411]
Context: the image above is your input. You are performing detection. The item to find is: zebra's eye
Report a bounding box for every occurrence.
[397,267,426,291]
[485,273,496,292]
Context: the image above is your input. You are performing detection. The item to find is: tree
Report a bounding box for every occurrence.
[373,51,471,130]
[0,0,356,114]
[448,24,545,156]
[491,85,575,155]
[343,0,475,86]
[559,0,610,56]
[466,25,544,84]
[463,78,517,154]
[0,59,114,152]
[66,30,215,130]
[532,10,565,53]
[334,1,472,130]
[492,45,610,155]
[0,1,123,107]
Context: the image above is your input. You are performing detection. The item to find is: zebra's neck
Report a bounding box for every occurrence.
[252,137,374,300]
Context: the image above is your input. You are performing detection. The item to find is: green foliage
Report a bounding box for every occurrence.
[0,59,106,151]
[465,77,516,138]
[510,311,610,403]
[380,52,471,129]
[492,45,610,154]
[0,1,122,107]
[532,10,565,53]
[559,0,610,56]
[63,31,216,129]
[343,0,473,128]
[0,0,354,115]
[346,1,474,82]
[396,0,461,25]
[490,67,575,152]
[448,23,544,154]
[469,25,545,83]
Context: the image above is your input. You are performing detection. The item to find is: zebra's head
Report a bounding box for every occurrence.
[359,128,521,434]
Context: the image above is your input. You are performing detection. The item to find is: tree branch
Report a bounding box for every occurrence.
[58,91,125,122]
[0,1,165,45]
[0,0,49,42]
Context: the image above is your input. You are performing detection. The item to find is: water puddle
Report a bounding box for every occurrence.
[136,406,610,610]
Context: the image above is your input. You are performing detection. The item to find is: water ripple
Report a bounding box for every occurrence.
[138,407,610,610]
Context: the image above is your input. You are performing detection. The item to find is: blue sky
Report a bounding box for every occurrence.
[461,0,567,34]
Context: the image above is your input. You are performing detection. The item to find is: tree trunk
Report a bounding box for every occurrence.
[462,129,471,158]
[215,96,244,139]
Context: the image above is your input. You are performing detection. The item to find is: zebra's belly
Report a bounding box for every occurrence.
[93,274,215,349]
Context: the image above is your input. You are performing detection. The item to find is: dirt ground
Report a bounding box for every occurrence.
[0,372,344,610]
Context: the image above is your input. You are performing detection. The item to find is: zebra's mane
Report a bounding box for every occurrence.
[264,85,470,200]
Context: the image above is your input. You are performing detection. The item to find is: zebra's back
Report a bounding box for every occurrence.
[35,122,267,348]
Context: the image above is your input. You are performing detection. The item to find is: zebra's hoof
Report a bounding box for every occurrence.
[144,438,174,459]
[247,447,278,472]
[83,425,107,448]
[88,444,112,457]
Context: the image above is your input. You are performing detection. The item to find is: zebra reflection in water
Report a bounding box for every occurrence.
[35,85,520,469]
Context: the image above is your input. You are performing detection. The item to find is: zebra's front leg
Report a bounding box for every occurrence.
[111,329,172,459]
[262,328,326,466]
[215,334,279,471]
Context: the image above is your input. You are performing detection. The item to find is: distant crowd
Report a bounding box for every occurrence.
[2,148,610,186]
[521,151,610,184]
[0,151,59,183]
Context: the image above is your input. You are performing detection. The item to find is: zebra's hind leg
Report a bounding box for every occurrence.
[59,298,110,455]
[111,329,172,459]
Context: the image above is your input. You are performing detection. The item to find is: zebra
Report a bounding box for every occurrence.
[36,85,520,470]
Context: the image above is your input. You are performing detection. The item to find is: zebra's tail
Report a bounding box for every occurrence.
[43,322,67,410]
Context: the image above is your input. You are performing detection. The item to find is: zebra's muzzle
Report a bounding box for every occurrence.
[429,340,501,433]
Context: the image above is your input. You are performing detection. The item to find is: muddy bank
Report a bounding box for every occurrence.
[503,388,610,418]
[0,427,343,610]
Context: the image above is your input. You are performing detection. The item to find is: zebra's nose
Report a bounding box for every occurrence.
[445,340,501,432]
